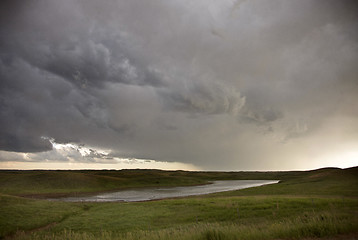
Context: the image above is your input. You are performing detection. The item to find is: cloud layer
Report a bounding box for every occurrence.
[0,0,357,170]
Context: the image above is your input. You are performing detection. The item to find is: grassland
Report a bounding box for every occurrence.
[0,167,357,240]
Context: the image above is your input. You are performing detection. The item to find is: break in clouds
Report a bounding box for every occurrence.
[0,0,357,170]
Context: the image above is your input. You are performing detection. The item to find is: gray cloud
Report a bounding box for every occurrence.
[159,80,245,116]
[0,56,107,152]
[0,0,357,170]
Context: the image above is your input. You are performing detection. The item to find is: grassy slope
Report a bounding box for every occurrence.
[0,167,357,239]
[213,167,358,197]
[2,167,355,196]
[2,195,357,240]
[0,170,210,196]
[0,194,86,238]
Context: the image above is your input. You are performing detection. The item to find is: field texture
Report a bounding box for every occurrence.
[0,167,357,240]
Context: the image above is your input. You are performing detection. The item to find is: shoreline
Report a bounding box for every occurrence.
[18,181,214,199]
[55,180,280,203]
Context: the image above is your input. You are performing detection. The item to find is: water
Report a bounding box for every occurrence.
[58,180,279,202]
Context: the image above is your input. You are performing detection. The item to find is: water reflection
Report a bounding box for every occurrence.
[60,180,279,202]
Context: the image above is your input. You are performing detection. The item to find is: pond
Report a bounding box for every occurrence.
[58,180,279,202]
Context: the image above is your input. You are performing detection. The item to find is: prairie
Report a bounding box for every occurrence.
[0,167,357,239]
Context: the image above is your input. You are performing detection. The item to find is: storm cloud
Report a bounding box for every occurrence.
[0,0,357,170]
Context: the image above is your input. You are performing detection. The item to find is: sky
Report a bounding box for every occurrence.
[0,0,357,171]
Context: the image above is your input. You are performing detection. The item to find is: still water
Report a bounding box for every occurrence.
[59,180,279,202]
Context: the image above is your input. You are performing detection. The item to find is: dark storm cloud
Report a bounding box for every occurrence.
[0,0,357,170]
[0,56,108,152]
[0,0,165,153]
[159,80,245,116]
[0,0,164,93]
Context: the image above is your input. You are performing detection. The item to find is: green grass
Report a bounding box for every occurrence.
[212,167,358,197]
[0,167,357,239]
[6,197,358,240]
[11,215,358,240]
[47,196,357,233]
[0,170,211,196]
[0,194,86,238]
[1,167,357,197]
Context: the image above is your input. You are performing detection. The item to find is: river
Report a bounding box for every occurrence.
[58,180,279,202]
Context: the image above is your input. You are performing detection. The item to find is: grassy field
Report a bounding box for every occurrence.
[0,167,357,239]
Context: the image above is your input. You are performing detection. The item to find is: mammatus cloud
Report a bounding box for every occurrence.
[0,0,357,170]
